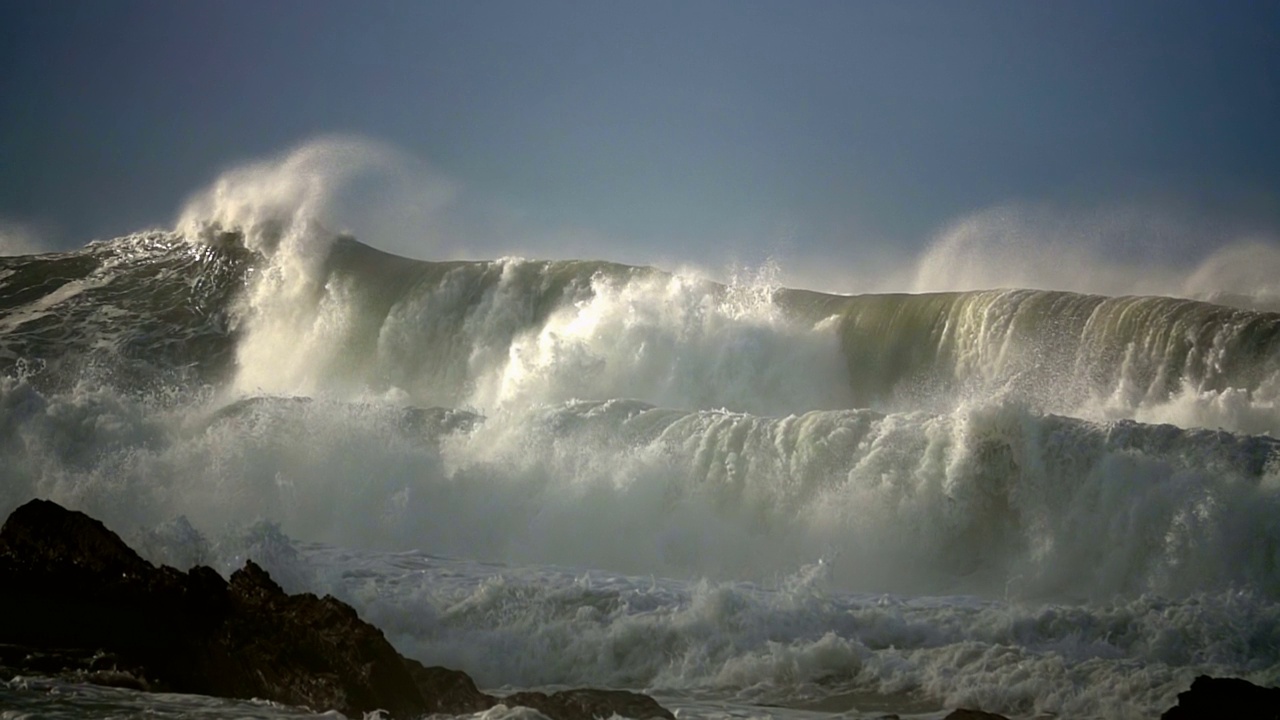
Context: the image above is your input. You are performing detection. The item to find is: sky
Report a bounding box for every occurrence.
[2,0,1279,287]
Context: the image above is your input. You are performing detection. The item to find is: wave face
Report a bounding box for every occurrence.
[2,226,1280,591]
[4,221,1280,718]
[809,289,1280,434]
[0,232,249,390]
[11,228,1277,426]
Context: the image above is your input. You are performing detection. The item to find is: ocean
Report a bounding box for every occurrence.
[2,206,1279,719]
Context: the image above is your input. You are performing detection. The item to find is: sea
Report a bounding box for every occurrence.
[2,181,1280,720]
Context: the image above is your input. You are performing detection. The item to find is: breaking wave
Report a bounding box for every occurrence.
[5,142,1280,718]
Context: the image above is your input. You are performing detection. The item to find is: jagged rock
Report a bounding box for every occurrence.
[1161,675,1280,720]
[403,659,496,714]
[0,497,152,577]
[942,710,1011,720]
[0,499,675,720]
[505,688,676,720]
[400,660,674,720]
[0,499,427,717]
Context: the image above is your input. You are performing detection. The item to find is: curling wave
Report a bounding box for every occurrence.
[4,228,1279,433]
[5,207,1280,719]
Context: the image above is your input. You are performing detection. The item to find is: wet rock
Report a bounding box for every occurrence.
[1161,675,1280,720]
[505,688,677,720]
[403,659,496,714]
[0,498,675,720]
[0,499,426,717]
[401,659,675,720]
[942,711,1012,720]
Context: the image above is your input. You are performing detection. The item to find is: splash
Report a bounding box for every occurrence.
[174,138,456,398]
[4,381,1280,601]
[6,141,1280,720]
[1182,242,1280,312]
[905,204,1280,310]
[0,219,46,257]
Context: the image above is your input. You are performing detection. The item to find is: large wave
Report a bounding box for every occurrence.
[3,220,1280,600]
[5,226,1279,432]
[3,380,1279,601]
[3,138,1280,606]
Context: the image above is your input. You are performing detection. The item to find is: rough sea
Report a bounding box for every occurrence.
[3,170,1280,719]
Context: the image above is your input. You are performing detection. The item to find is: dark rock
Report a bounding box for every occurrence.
[204,559,428,716]
[403,659,496,714]
[1161,675,1280,720]
[0,498,152,578]
[0,499,675,720]
[401,659,675,720]
[85,669,151,691]
[505,688,677,720]
[942,711,1012,720]
[0,499,426,717]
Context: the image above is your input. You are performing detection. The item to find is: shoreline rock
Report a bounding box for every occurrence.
[941,711,1011,720]
[1161,675,1280,720]
[0,498,672,720]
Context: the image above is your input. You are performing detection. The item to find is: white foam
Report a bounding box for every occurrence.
[6,378,1279,604]
[292,544,1280,720]
[463,268,852,416]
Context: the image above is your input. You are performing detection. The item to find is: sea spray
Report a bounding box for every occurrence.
[794,287,1280,430]
[5,152,1280,719]
[4,372,1279,602]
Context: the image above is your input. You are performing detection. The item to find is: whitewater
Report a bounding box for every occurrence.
[3,156,1280,719]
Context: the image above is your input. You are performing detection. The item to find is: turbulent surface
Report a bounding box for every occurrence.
[5,230,1278,428]
[0,232,249,391]
[2,226,1280,719]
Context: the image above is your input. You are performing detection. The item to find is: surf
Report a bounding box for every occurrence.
[4,141,1280,719]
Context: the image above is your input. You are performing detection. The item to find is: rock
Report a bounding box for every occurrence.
[403,659,497,714]
[505,688,676,720]
[942,711,1012,720]
[0,499,427,717]
[0,498,152,577]
[0,499,674,720]
[400,659,674,720]
[1161,675,1280,720]
[209,559,429,717]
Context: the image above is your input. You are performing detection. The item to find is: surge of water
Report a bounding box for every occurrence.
[805,288,1280,433]
[5,142,1280,719]
[4,379,1278,602]
[317,547,1280,719]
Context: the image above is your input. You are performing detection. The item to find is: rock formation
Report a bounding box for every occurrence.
[0,498,673,720]
[1161,675,1280,720]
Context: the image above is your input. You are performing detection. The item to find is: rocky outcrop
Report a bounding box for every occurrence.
[0,498,673,720]
[941,710,1011,720]
[1161,675,1280,720]
[399,661,674,720]
[942,707,1008,717]
[505,688,678,720]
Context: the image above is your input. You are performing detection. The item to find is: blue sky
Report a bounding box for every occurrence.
[2,0,1278,281]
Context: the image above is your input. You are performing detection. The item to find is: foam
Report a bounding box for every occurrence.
[5,378,1279,605]
[7,159,1280,719]
[291,544,1280,719]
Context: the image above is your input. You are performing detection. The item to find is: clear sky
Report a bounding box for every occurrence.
[2,0,1278,285]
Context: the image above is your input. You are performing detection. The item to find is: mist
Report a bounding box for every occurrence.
[172,137,1280,314]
